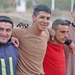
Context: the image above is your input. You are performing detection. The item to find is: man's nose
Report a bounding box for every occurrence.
[65,33,68,38]
[2,30,7,35]
[44,18,48,22]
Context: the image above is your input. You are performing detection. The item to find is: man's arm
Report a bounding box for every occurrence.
[12,37,19,48]
[47,28,55,41]
[11,23,29,48]
[12,28,23,48]
[68,42,75,53]
[64,39,75,53]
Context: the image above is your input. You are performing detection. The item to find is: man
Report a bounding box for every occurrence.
[12,4,51,75]
[43,19,70,75]
[0,16,18,75]
[64,4,75,75]
[12,4,75,75]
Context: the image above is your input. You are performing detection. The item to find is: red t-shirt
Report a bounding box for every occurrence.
[43,42,66,75]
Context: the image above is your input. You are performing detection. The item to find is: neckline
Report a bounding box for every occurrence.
[27,27,43,36]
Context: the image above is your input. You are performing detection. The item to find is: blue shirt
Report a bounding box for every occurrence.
[0,39,18,75]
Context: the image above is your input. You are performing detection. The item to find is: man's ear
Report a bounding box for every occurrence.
[32,14,36,22]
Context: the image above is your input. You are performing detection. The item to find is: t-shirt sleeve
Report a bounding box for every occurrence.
[12,28,24,40]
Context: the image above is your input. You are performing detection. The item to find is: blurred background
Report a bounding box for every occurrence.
[0,0,75,27]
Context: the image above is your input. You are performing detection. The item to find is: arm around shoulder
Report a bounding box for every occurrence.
[47,28,55,41]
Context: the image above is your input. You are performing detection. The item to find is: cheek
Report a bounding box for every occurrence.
[48,20,50,23]
[0,32,2,35]
[7,32,12,37]
[56,35,60,40]
[34,19,39,24]
[55,34,61,40]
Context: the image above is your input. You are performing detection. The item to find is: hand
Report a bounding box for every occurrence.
[18,24,29,29]
[16,22,29,29]
[48,28,55,41]
[12,37,19,48]
[68,42,75,54]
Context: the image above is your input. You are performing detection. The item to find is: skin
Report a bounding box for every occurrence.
[13,11,51,47]
[52,25,69,45]
[17,24,29,28]
[0,22,12,44]
[71,10,75,25]
[32,11,51,33]
[14,11,51,47]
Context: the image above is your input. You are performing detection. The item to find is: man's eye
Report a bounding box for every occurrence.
[6,29,11,32]
[60,31,65,33]
[47,17,50,20]
[0,28,3,31]
[40,16,44,19]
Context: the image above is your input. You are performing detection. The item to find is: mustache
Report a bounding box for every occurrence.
[0,35,7,38]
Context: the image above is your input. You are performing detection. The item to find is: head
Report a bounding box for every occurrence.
[0,16,13,44]
[16,22,29,28]
[71,4,75,23]
[32,4,51,31]
[52,19,69,45]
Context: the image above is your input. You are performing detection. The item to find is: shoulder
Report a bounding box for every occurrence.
[9,43,18,49]
[13,28,26,33]
[42,29,49,41]
[44,29,49,35]
[12,28,27,38]
[9,44,18,53]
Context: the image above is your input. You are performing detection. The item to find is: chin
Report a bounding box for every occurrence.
[61,41,65,44]
[0,41,7,44]
[42,28,46,31]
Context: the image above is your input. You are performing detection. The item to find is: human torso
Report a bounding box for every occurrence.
[64,25,75,75]
[0,43,18,75]
[43,42,66,75]
[64,25,75,58]
[13,27,49,75]
[68,25,75,42]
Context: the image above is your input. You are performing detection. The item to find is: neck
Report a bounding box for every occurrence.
[30,24,42,36]
[51,40,61,45]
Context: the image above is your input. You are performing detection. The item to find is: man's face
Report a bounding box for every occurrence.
[0,22,12,44]
[32,11,51,31]
[54,25,69,45]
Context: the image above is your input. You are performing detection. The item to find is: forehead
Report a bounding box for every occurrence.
[0,22,12,28]
[56,25,69,30]
[37,11,51,17]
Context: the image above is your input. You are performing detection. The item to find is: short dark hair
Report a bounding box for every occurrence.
[16,22,29,28]
[52,19,69,29]
[0,16,13,28]
[33,4,51,16]
[17,22,26,27]
[73,4,75,12]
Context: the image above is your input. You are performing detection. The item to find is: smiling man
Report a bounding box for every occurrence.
[0,16,18,75]
[12,4,52,75]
